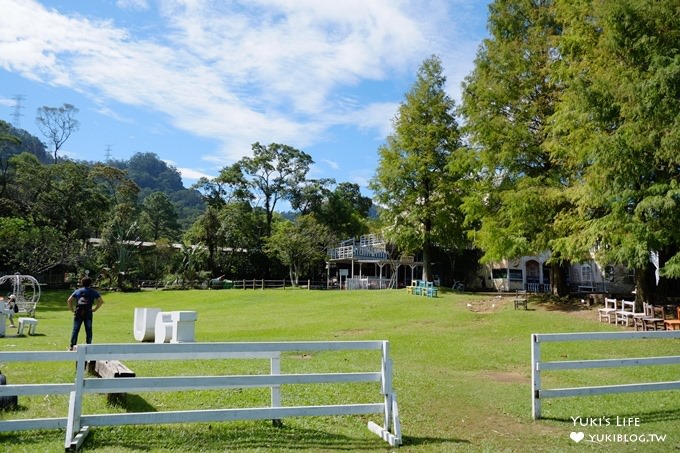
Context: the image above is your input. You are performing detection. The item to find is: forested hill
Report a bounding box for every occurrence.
[1,123,52,163]
[108,152,204,229]
[1,121,204,229]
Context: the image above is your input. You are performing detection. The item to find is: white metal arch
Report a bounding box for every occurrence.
[0,274,41,316]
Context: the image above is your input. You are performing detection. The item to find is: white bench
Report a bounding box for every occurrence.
[17,317,38,335]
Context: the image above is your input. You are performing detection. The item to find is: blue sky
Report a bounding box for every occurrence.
[0,0,490,193]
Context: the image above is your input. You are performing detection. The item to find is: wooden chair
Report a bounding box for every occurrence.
[514,290,528,310]
[632,302,650,331]
[615,300,636,327]
[664,306,680,331]
[424,282,438,298]
[406,280,423,296]
[598,298,617,323]
[406,283,416,295]
[640,303,665,331]
[416,280,426,296]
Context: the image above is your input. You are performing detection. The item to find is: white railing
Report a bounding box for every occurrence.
[346,277,391,290]
[0,341,401,450]
[328,245,354,259]
[531,331,680,419]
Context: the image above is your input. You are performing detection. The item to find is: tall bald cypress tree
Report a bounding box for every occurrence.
[460,0,571,295]
[371,55,465,281]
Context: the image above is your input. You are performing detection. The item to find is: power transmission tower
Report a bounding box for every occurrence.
[11,94,25,128]
[105,144,113,162]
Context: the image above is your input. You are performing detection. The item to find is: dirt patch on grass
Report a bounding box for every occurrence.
[333,328,374,336]
[486,371,528,384]
[530,296,604,322]
[467,294,610,325]
[465,296,507,312]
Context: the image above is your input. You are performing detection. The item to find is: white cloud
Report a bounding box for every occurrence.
[177,167,214,182]
[320,159,339,170]
[0,0,486,167]
[116,0,149,10]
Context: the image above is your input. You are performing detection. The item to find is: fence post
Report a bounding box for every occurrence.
[65,346,88,449]
[531,334,541,420]
[381,341,392,431]
[270,353,282,427]
[307,280,310,290]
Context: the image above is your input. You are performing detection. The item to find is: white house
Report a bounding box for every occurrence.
[484,252,634,294]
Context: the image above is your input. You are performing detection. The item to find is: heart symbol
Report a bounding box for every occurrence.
[570,432,584,443]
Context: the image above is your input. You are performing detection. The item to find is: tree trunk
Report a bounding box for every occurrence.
[448,253,456,287]
[422,242,432,282]
[289,266,296,286]
[655,246,678,303]
[634,263,657,306]
[550,261,569,297]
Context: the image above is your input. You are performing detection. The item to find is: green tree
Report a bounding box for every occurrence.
[240,142,313,237]
[265,215,334,285]
[370,55,464,281]
[289,178,334,215]
[6,153,51,223]
[188,165,254,276]
[93,165,141,289]
[91,164,140,228]
[0,217,79,274]
[98,220,142,289]
[172,241,208,288]
[140,191,180,241]
[313,182,372,240]
[35,103,79,162]
[460,0,571,294]
[550,0,680,302]
[0,121,21,197]
[6,154,109,239]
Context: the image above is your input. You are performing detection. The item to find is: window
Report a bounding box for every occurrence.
[581,264,593,283]
[492,268,507,279]
[509,269,523,281]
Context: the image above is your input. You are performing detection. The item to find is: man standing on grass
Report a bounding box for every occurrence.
[67,277,104,350]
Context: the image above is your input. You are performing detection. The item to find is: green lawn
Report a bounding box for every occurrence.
[1,289,678,452]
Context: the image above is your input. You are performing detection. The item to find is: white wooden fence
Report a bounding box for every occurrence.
[0,341,401,450]
[531,330,680,419]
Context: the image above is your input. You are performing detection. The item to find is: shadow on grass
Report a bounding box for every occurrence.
[107,393,158,412]
[2,333,47,339]
[531,298,593,313]
[67,420,472,451]
[401,434,471,447]
[0,430,64,449]
[81,422,411,451]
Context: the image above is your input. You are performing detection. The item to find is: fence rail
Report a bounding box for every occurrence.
[139,279,329,290]
[531,330,680,419]
[0,341,401,450]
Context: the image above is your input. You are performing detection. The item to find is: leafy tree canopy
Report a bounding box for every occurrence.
[371,55,464,280]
